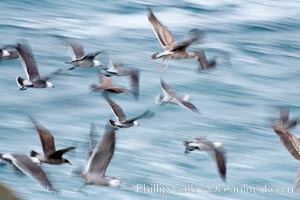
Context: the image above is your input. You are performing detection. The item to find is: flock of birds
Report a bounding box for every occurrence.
[0,7,298,196]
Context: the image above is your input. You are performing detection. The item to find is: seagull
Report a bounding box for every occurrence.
[147,8,204,72]
[155,78,199,113]
[15,42,60,90]
[90,74,128,94]
[183,137,226,182]
[104,94,154,128]
[30,116,75,165]
[0,153,57,191]
[64,41,103,70]
[101,61,140,100]
[82,122,120,187]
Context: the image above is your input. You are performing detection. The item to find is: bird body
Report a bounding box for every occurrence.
[156,78,199,113]
[30,117,75,165]
[64,41,103,70]
[82,123,120,187]
[16,43,56,90]
[183,137,226,182]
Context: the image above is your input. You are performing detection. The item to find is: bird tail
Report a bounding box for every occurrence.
[30,150,39,157]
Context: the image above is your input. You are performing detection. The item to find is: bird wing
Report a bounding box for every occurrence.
[130,68,140,101]
[88,122,99,159]
[171,29,204,52]
[195,50,210,70]
[160,78,177,97]
[104,95,127,123]
[126,109,154,123]
[197,140,226,182]
[147,8,176,50]
[30,117,56,157]
[112,61,131,76]
[85,123,115,177]
[10,154,56,191]
[68,42,85,60]
[83,51,103,61]
[16,43,40,81]
[272,125,300,160]
[49,147,75,159]
[178,100,200,113]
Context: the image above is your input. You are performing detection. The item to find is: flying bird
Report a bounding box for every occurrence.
[82,122,120,187]
[0,153,57,192]
[155,78,199,113]
[30,117,75,165]
[104,94,154,128]
[147,8,204,72]
[101,61,140,100]
[64,41,103,70]
[183,137,226,182]
[16,43,60,90]
[90,74,128,94]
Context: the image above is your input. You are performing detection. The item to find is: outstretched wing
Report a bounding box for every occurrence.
[130,68,140,101]
[179,100,200,113]
[127,109,155,123]
[10,154,56,191]
[85,123,115,177]
[160,78,177,97]
[104,94,127,123]
[67,42,85,60]
[16,43,40,81]
[171,29,204,52]
[147,8,176,50]
[30,116,56,157]
[49,147,75,159]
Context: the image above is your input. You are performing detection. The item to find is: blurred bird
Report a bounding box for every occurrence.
[30,116,75,165]
[104,94,154,128]
[0,153,57,192]
[64,41,103,70]
[156,78,199,113]
[82,122,120,187]
[272,125,300,161]
[147,8,204,72]
[100,61,140,100]
[0,43,19,60]
[16,42,60,90]
[183,137,226,182]
[90,74,128,94]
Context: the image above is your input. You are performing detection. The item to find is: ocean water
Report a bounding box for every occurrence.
[0,0,300,199]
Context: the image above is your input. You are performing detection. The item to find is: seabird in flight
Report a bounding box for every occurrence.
[156,78,199,113]
[64,41,103,70]
[147,8,204,72]
[82,122,120,187]
[104,94,154,128]
[183,137,226,182]
[16,43,60,90]
[30,116,75,165]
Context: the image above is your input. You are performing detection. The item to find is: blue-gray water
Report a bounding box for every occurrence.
[1,0,300,199]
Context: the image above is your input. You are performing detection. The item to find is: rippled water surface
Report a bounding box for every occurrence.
[1,0,300,199]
